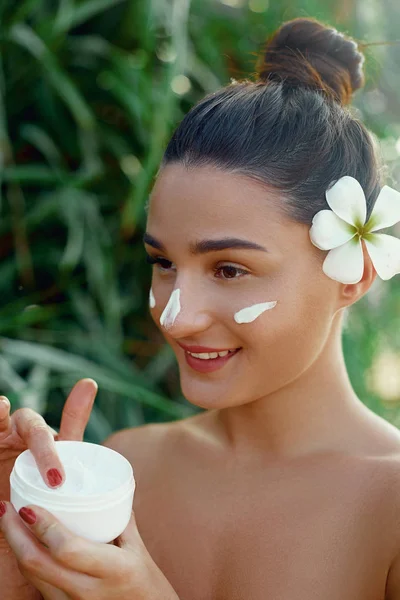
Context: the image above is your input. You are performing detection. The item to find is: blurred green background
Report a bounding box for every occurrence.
[0,0,399,443]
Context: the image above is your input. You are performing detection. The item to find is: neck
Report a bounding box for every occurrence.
[214,312,371,461]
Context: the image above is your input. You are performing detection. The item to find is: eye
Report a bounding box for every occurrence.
[145,253,248,280]
[145,254,175,272]
[214,265,249,280]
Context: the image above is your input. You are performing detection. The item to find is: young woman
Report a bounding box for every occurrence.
[1,17,400,600]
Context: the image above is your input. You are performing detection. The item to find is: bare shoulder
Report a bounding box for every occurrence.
[102,421,172,457]
[370,429,400,600]
[357,412,400,553]
[100,411,222,492]
[102,419,183,481]
[355,408,400,493]
[341,401,400,467]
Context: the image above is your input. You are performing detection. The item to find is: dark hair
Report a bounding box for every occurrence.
[160,17,382,225]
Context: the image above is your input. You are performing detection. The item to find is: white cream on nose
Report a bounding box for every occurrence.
[234,301,277,324]
[149,287,156,308]
[160,289,181,329]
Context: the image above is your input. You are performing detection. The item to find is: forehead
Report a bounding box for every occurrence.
[147,164,289,247]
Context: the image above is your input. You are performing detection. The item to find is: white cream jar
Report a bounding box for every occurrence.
[10,441,135,544]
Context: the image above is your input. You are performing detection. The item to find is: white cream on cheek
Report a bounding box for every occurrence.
[234,301,277,324]
[149,287,156,308]
[160,288,181,329]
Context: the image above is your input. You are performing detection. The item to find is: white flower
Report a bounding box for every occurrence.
[309,176,400,284]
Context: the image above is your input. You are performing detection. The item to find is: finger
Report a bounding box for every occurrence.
[12,409,65,488]
[49,426,59,438]
[16,504,124,578]
[58,379,98,441]
[0,396,11,433]
[19,574,71,600]
[0,501,86,594]
[114,509,144,552]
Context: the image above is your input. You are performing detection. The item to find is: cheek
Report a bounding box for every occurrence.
[247,285,334,380]
[233,301,278,324]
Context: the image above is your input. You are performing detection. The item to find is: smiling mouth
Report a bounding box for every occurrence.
[182,346,242,373]
[186,348,240,360]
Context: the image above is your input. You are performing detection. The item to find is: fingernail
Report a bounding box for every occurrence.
[46,468,63,487]
[19,507,36,525]
[0,501,6,517]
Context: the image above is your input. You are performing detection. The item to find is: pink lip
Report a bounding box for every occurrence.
[177,343,239,353]
[183,348,241,373]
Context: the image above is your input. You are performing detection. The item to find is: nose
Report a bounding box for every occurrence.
[159,284,213,338]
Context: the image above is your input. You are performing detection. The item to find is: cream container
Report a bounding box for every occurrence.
[10,441,135,544]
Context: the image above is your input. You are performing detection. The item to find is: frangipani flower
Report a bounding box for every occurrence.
[309,176,400,284]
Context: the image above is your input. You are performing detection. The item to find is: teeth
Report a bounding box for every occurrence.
[187,349,234,360]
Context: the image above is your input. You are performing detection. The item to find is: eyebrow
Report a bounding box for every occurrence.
[143,233,269,254]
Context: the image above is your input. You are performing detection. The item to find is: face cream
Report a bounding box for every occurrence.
[234,301,277,324]
[160,288,181,328]
[149,287,156,308]
[10,441,135,544]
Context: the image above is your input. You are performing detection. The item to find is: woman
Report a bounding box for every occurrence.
[1,16,400,600]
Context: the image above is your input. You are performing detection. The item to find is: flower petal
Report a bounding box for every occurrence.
[368,185,400,232]
[310,210,356,250]
[326,176,367,227]
[322,237,364,284]
[364,233,400,280]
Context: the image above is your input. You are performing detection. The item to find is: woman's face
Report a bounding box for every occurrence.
[145,164,340,409]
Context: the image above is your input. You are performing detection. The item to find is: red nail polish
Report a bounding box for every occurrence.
[0,501,6,517]
[46,468,63,487]
[19,507,36,525]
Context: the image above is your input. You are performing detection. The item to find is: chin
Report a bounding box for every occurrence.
[179,377,244,410]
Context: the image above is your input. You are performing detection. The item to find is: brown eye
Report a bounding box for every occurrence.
[145,254,175,271]
[215,265,249,280]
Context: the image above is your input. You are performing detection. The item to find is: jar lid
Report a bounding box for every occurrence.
[11,441,135,509]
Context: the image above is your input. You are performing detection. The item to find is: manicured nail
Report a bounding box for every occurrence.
[0,501,6,517]
[46,468,63,487]
[19,507,36,525]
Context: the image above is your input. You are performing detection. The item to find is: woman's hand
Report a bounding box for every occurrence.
[0,501,180,600]
[0,378,98,496]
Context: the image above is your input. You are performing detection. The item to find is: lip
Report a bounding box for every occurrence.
[177,342,239,353]
[182,348,241,373]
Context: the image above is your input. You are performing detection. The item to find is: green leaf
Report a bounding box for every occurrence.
[2,165,65,185]
[54,0,128,34]
[0,337,186,418]
[20,124,65,169]
[9,23,95,129]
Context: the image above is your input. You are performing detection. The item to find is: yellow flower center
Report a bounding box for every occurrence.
[353,213,379,241]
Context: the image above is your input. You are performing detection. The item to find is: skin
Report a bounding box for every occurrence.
[146,164,373,430]
[0,501,179,600]
[137,164,400,599]
[2,163,400,599]
[0,381,179,600]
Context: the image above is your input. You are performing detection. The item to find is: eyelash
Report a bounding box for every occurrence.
[145,254,249,280]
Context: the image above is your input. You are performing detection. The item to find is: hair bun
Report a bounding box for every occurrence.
[257,18,365,105]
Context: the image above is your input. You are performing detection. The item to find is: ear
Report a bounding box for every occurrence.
[339,240,378,308]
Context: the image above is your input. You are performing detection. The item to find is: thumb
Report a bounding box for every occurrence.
[0,397,11,434]
[114,509,144,551]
